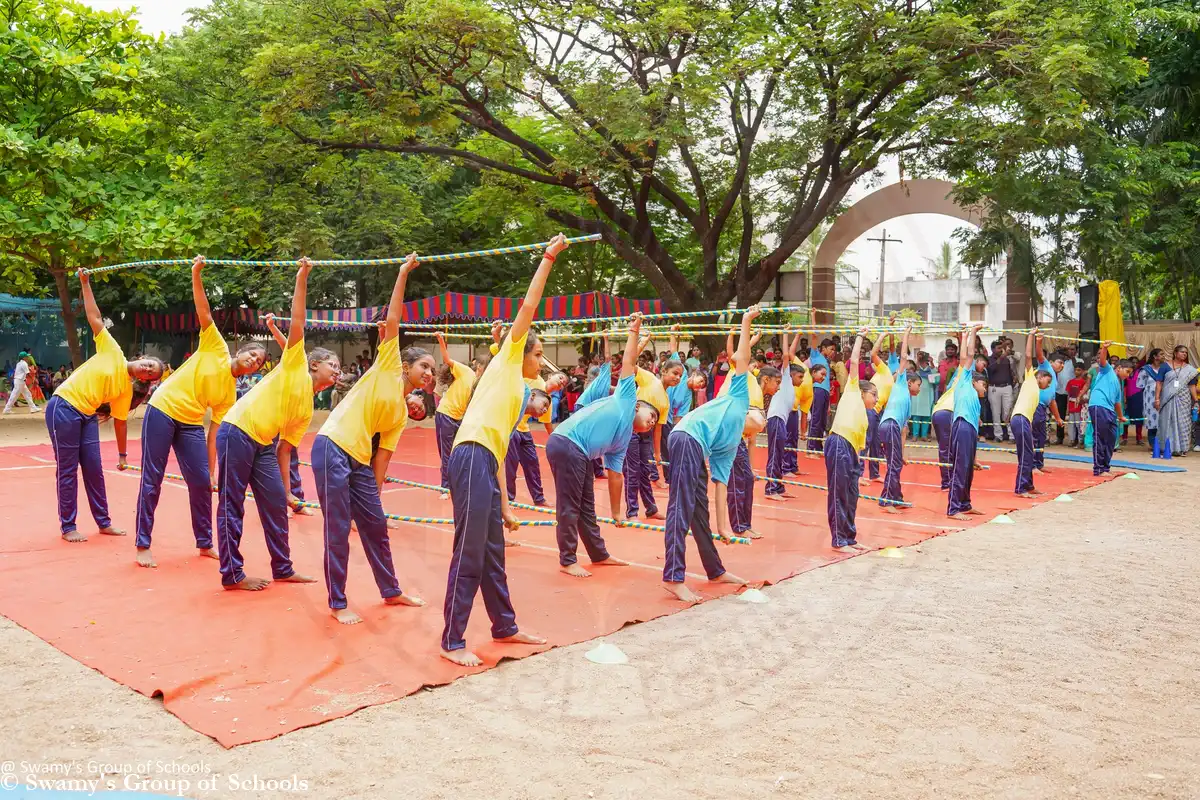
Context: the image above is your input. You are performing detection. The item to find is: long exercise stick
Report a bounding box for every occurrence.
[82,234,603,275]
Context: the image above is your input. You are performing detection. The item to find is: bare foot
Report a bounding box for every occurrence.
[965,508,985,515]
[765,493,791,502]
[504,538,520,548]
[1036,467,1053,474]
[849,542,870,552]
[1017,491,1038,498]
[98,526,126,536]
[712,572,746,585]
[224,576,271,591]
[384,592,426,607]
[135,548,157,568]
[439,493,450,500]
[62,530,87,543]
[292,505,314,516]
[645,510,663,521]
[330,607,362,625]
[663,582,702,603]
[593,555,628,567]
[740,529,764,540]
[560,563,592,578]
[859,477,873,487]
[949,513,973,521]
[278,573,318,583]
[835,545,858,553]
[441,648,482,667]
[386,519,401,530]
[883,505,903,514]
[494,631,547,645]
[197,547,218,559]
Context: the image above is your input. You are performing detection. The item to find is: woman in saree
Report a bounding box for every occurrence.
[1135,348,1167,451]
[1158,345,1199,457]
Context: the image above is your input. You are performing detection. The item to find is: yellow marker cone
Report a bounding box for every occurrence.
[878,547,904,558]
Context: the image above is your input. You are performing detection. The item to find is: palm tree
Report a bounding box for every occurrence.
[923,241,957,280]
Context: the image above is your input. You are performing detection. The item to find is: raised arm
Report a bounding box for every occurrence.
[899,326,912,368]
[869,331,885,366]
[959,326,978,370]
[726,330,735,360]
[1098,340,1111,369]
[510,233,567,342]
[436,331,451,366]
[286,257,313,349]
[1025,331,1035,367]
[263,313,287,350]
[383,253,419,344]
[75,269,104,336]
[733,306,762,375]
[668,324,680,358]
[602,331,611,362]
[848,327,869,377]
[786,327,802,361]
[191,255,213,329]
[620,315,642,380]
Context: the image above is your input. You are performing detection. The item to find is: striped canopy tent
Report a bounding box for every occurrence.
[132,291,665,334]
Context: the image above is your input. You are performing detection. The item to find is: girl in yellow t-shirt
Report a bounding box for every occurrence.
[214,259,340,592]
[434,330,483,493]
[440,235,567,668]
[314,255,433,625]
[824,328,874,552]
[47,269,164,542]
[132,255,268,568]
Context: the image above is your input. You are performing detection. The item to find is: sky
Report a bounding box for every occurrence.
[84,1,971,289]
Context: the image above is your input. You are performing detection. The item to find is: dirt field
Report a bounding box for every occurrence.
[1,410,1197,799]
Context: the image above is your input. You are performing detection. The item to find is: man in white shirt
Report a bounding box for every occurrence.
[3,354,39,414]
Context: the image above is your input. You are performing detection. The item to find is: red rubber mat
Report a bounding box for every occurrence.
[0,429,1115,746]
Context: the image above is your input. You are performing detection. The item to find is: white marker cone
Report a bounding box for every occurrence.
[1055,493,1074,502]
[1123,472,1140,480]
[585,641,629,665]
[992,514,1014,524]
[738,588,769,604]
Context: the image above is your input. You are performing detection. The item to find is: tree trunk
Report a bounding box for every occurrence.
[51,265,83,367]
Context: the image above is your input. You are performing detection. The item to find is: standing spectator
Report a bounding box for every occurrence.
[684,346,701,372]
[1137,348,1168,451]
[2,353,39,414]
[937,340,959,398]
[1065,363,1087,447]
[986,340,1016,441]
[1053,349,1073,443]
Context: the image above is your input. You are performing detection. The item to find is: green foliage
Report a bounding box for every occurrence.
[948,0,1200,323]
[226,0,1140,312]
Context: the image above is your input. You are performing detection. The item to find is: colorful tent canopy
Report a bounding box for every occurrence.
[132,291,665,334]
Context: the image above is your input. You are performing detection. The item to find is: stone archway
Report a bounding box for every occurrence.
[810,179,1030,325]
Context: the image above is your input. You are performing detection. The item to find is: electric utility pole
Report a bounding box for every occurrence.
[868,229,904,318]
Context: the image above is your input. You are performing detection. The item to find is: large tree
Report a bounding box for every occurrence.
[0,0,204,364]
[227,0,1141,312]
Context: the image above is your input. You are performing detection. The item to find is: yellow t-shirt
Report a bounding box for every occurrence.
[54,329,133,420]
[223,339,313,447]
[793,358,813,413]
[872,361,894,413]
[934,367,960,413]
[830,374,869,452]
[1012,367,1040,422]
[149,324,235,426]
[831,361,848,395]
[717,366,764,409]
[455,330,529,465]
[635,368,670,418]
[516,375,546,433]
[438,360,475,422]
[319,337,408,465]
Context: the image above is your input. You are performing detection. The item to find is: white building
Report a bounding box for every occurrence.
[863,275,1075,329]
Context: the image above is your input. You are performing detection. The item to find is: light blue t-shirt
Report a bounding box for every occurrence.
[1089,364,1122,412]
[575,363,612,411]
[881,378,913,428]
[810,351,831,392]
[766,382,794,422]
[952,368,982,432]
[667,378,692,424]
[553,375,637,472]
[887,353,901,374]
[1036,359,1055,406]
[673,371,750,485]
[510,385,532,438]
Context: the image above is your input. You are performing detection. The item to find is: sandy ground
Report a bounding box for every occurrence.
[1,410,1197,799]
